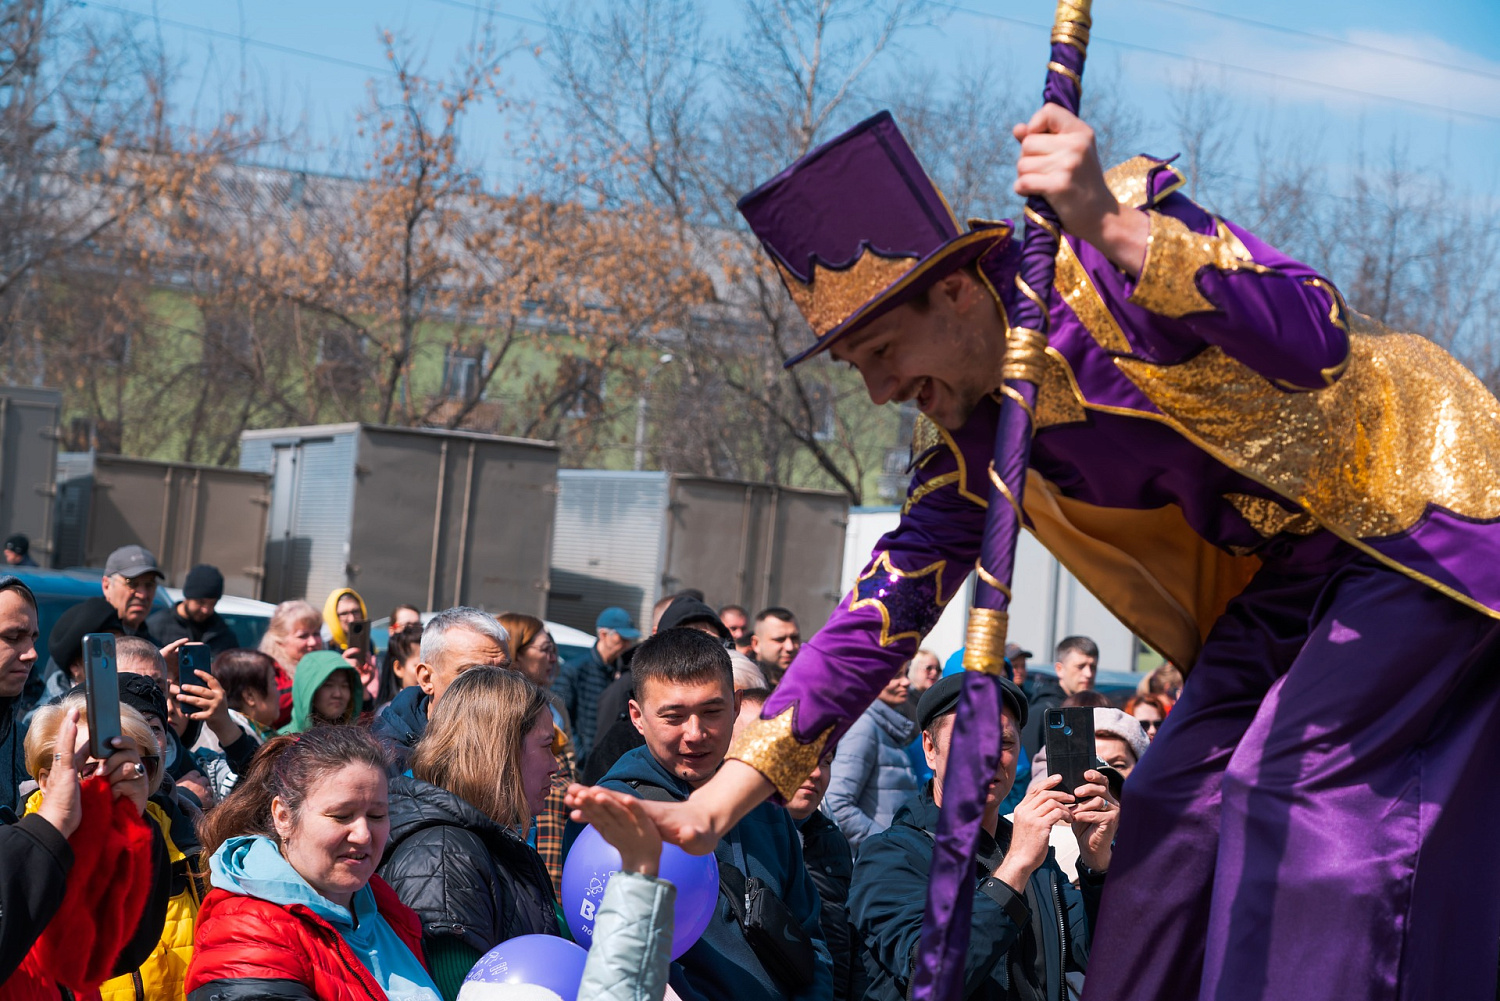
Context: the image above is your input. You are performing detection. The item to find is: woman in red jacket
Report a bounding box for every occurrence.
[187,727,439,1001]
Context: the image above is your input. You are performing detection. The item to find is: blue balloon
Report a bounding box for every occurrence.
[463,934,587,1000]
[561,824,719,959]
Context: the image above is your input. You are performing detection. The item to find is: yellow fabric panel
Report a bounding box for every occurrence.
[1022,471,1261,672]
[97,801,202,1001]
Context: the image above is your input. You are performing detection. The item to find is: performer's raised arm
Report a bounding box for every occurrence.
[637,415,990,851]
[1015,104,1351,391]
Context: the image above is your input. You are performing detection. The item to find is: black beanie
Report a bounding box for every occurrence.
[182,564,225,601]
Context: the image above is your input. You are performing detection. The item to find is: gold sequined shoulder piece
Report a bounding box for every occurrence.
[1113,324,1500,550]
[1055,237,1132,354]
[726,704,832,801]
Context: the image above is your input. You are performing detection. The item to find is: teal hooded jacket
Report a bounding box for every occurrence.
[278,651,363,735]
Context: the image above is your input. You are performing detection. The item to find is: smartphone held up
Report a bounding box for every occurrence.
[82,633,122,760]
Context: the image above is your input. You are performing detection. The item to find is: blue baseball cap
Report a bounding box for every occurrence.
[595,606,641,640]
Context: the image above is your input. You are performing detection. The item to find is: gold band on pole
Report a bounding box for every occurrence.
[1051,0,1093,52]
[1002,325,1050,384]
[963,607,1010,675]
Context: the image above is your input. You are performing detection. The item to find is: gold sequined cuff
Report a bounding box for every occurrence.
[1128,211,1273,319]
[726,704,832,801]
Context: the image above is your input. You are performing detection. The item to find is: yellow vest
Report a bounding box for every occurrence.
[27,792,206,1001]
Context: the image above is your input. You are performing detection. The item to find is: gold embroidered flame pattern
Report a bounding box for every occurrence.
[1114,312,1500,556]
[850,551,958,648]
[775,254,917,337]
[727,704,832,801]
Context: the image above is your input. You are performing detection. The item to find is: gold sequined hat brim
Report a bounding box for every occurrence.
[780,224,1013,369]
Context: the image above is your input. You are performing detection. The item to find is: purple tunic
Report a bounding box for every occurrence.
[726,156,1500,1000]
[728,157,1500,795]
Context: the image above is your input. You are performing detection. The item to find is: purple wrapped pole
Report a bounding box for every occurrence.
[909,3,1092,999]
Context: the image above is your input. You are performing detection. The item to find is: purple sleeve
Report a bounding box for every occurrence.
[726,400,995,798]
[1076,195,1352,392]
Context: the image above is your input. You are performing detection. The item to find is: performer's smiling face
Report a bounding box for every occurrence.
[830,268,1007,432]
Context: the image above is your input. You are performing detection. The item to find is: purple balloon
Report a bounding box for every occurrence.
[561,824,719,959]
[463,934,587,1000]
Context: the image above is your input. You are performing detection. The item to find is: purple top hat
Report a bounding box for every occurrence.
[737,111,1012,367]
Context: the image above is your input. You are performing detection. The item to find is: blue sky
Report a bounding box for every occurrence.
[79,0,1500,202]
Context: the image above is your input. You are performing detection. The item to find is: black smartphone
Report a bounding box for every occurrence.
[1044,706,1096,802]
[83,633,122,760]
[179,642,212,683]
[346,619,370,660]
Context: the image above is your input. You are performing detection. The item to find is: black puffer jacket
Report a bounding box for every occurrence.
[799,810,866,1001]
[378,774,559,954]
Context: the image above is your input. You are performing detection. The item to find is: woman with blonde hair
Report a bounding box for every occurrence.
[379,667,561,1001]
[257,600,323,730]
[498,611,574,896]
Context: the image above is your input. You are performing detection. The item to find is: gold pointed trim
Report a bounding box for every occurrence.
[726,704,833,801]
[851,551,958,648]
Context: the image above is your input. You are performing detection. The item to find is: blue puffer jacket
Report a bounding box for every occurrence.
[824,700,918,849]
[599,746,834,1001]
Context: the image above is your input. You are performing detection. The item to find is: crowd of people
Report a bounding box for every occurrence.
[0,541,1179,1001]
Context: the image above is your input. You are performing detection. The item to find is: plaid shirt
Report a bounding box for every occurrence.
[535,719,578,898]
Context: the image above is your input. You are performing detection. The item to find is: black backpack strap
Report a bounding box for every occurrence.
[624,779,680,804]
[625,778,750,923]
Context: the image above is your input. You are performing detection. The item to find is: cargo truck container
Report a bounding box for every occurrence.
[53,453,271,597]
[547,470,848,637]
[240,423,558,618]
[0,387,61,566]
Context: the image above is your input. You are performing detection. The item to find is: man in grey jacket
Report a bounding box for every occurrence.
[824,663,917,849]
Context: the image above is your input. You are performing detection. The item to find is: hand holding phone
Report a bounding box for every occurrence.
[82,634,122,760]
[178,642,211,681]
[1044,706,1096,804]
[345,618,371,661]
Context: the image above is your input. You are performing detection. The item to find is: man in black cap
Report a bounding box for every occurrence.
[25,597,125,715]
[849,673,1119,1001]
[101,544,163,643]
[147,564,235,654]
[3,535,36,567]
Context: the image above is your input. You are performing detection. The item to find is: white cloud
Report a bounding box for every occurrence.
[1178,29,1500,121]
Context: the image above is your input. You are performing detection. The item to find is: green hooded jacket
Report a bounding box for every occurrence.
[278,650,363,734]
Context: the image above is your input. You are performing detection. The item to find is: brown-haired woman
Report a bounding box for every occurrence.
[378,667,561,1001]
[256,601,324,730]
[497,611,576,895]
[188,726,440,1001]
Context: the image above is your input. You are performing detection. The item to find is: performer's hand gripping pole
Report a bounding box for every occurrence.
[910,3,1093,999]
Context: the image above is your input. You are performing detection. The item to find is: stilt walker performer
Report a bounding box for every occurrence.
[640,2,1500,998]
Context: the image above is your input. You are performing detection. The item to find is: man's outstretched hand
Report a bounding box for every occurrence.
[568,759,777,856]
[1013,103,1150,277]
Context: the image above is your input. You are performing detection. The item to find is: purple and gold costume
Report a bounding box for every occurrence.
[730,129,1500,1000]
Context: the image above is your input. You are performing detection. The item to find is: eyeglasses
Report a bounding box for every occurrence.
[114,575,159,594]
[1138,718,1163,731]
